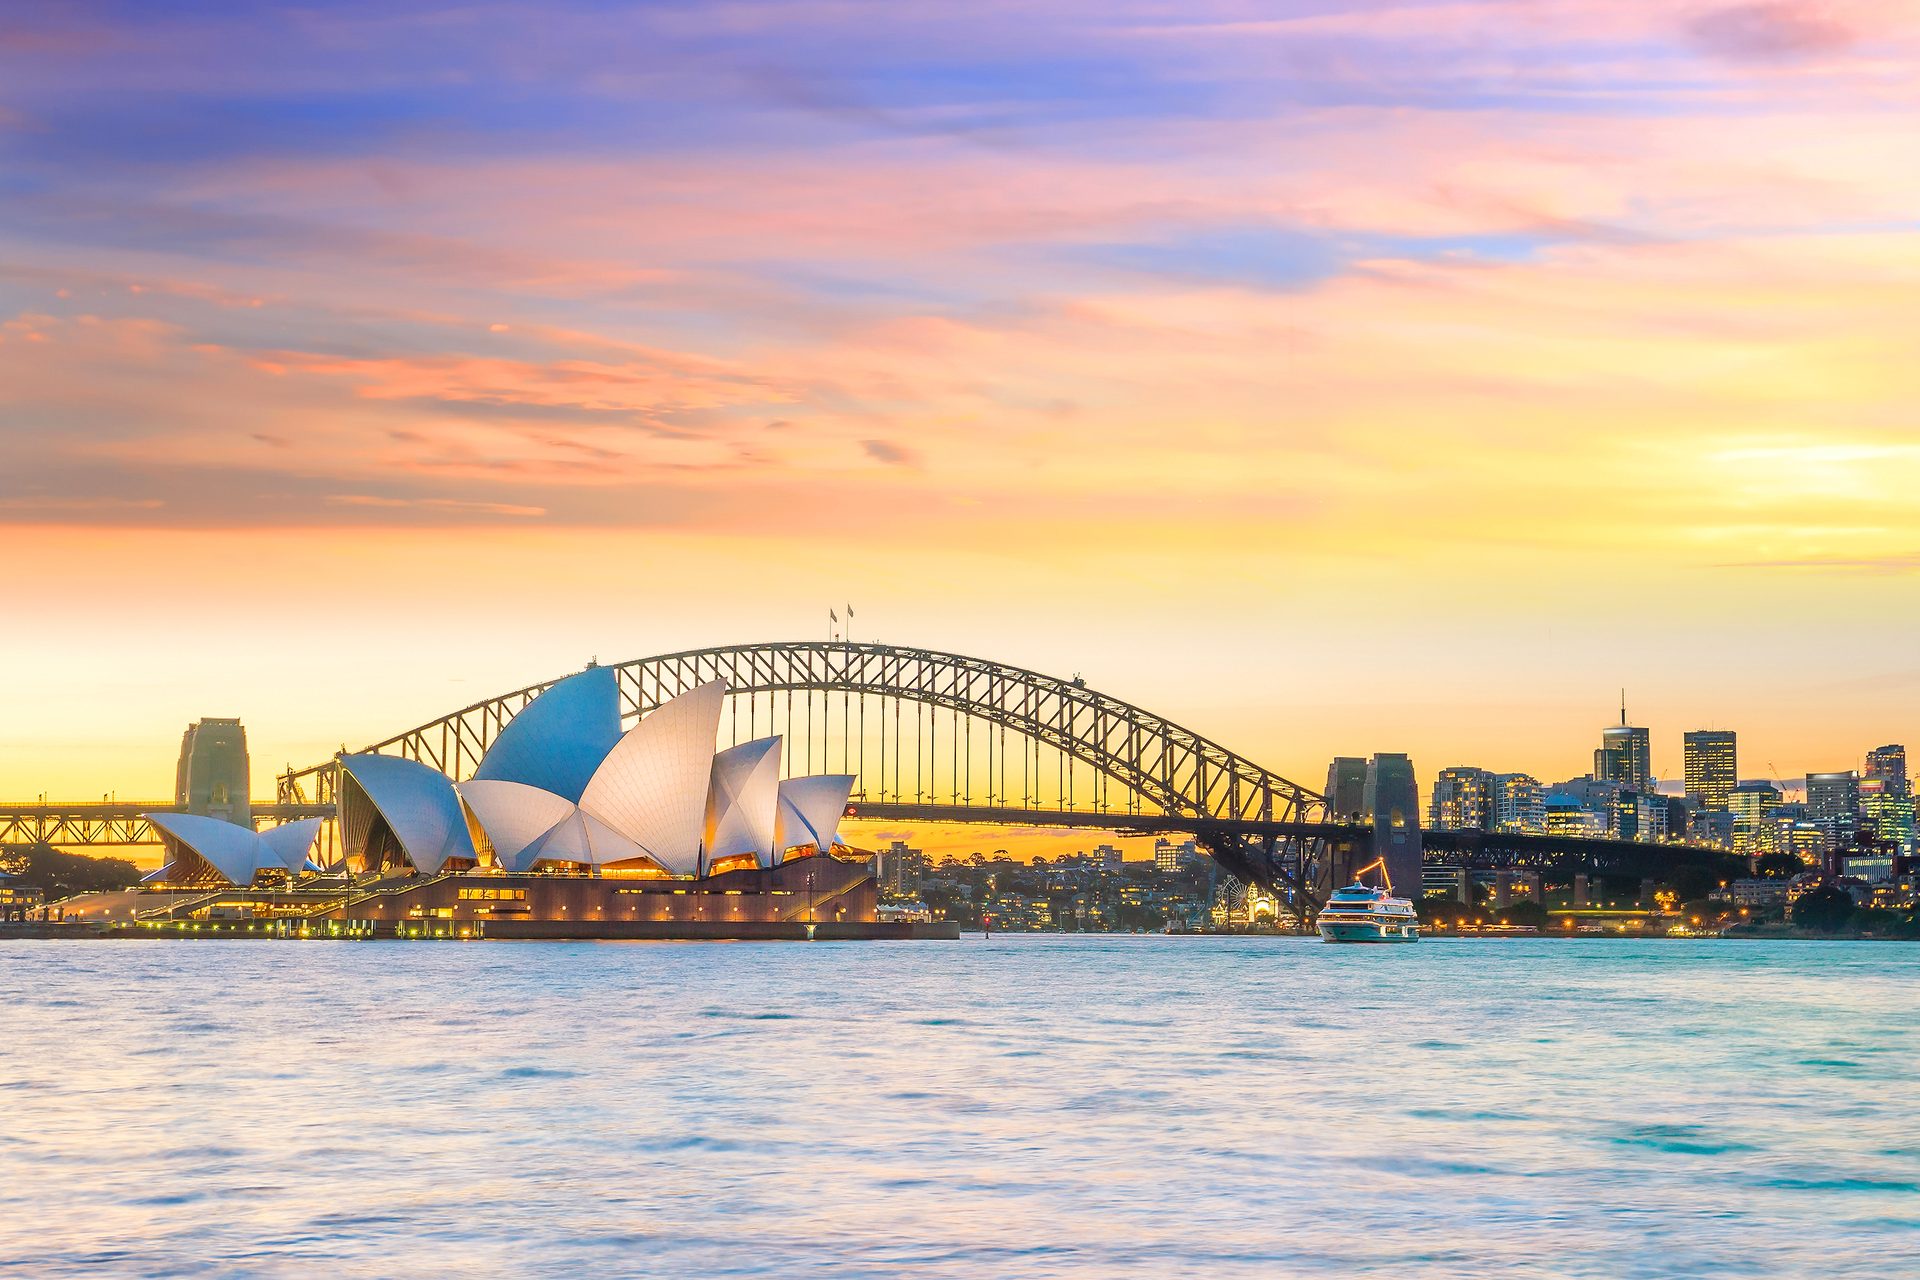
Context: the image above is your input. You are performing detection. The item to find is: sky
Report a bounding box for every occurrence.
[6,0,1920,820]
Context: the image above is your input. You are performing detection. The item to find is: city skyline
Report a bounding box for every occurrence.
[10,2,1920,797]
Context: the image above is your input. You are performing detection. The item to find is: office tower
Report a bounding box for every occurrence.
[1544,794,1607,839]
[1858,776,1915,846]
[1806,771,1860,841]
[174,717,251,826]
[1596,694,1651,791]
[1729,780,1782,855]
[1688,807,1735,850]
[1682,730,1737,811]
[1865,744,1908,795]
[1612,790,1668,843]
[1492,773,1544,834]
[1324,757,1368,822]
[1429,767,1493,831]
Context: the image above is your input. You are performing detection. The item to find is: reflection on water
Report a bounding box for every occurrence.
[3,937,1918,1277]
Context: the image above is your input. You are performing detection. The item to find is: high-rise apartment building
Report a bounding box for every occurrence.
[1153,837,1199,874]
[1492,773,1545,834]
[875,840,926,893]
[1682,730,1737,811]
[1429,766,1493,831]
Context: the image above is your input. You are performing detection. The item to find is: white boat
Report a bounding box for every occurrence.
[1317,860,1420,943]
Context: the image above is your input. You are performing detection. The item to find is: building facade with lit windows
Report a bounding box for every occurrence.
[1857,776,1915,846]
[1729,780,1783,855]
[1805,771,1860,843]
[1491,773,1545,835]
[1865,744,1908,794]
[1596,701,1652,792]
[1429,767,1493,831]
[1682,731,1737,811]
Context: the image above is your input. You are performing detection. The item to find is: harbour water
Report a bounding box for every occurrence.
[3,936,1917,1278]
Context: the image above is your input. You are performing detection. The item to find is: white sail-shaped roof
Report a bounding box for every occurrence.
[147,811,276,887]
[471,666,622,803]
[340,753,477,875]
[703,736,782,871]
[773,774,855,861]
[524,807,648,868]
[458,779,576,873]
[258,817,324,874]
[579,680,725,877]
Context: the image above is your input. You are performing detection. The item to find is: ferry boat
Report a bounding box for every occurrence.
[1317,859,1420,943]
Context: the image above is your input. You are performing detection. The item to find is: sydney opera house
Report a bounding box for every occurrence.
[143,670,898,938]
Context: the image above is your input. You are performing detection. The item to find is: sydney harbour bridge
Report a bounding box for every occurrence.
[0,641,1709,916]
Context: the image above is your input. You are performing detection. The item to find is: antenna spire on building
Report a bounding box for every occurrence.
[1620,688,1627,726]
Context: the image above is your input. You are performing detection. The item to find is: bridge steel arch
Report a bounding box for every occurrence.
[278,641,1336,908]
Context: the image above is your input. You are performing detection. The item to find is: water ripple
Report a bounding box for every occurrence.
[1,935,1917,1278]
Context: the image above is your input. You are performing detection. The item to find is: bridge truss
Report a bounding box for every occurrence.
[0,804,333,850]
[278,641,1339,912]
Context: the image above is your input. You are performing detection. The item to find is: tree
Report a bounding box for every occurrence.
[1791,884,1855,933]
[1497,900,1549,929]
[1755,853,1803,879]
[0,844,141,899]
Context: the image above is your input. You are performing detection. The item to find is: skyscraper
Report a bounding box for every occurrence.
[1857,777,1915,846]
[1595,694,1651,791]
[1429,767,1493,831]
[1865,744,1908,795]
[1806,771,1860,842]
[1682,730,1737,811]
[1729,780,1783,855]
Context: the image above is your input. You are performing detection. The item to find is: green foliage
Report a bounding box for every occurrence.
[1667,857,1744,905]
[1497,900,1549,929]
[0,844,142,899]
[1416,896,1471,924]
[1755,853,1804,879]
[1791,884,1856,933]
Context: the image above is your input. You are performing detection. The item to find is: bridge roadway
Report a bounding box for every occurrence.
[841,802,1724,878]
[0,798,1727,882]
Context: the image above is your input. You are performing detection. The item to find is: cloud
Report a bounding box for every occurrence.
[324,495,548,518]
[1719,553,1920,573]
[1687,3,1857,62]
[861,438,920,466]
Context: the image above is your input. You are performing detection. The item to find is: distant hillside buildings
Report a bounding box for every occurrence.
[1333,702,1916,880]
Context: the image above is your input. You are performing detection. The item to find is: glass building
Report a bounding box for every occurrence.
[1806,771,1861,843]
[1682,730,1737,811]
[1729,780,1782,855]
[1596,698,1652,791]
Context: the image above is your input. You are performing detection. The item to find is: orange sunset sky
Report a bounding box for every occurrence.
[5,0,1920,836]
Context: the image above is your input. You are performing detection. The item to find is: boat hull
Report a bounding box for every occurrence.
[1318,918,1420,943]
